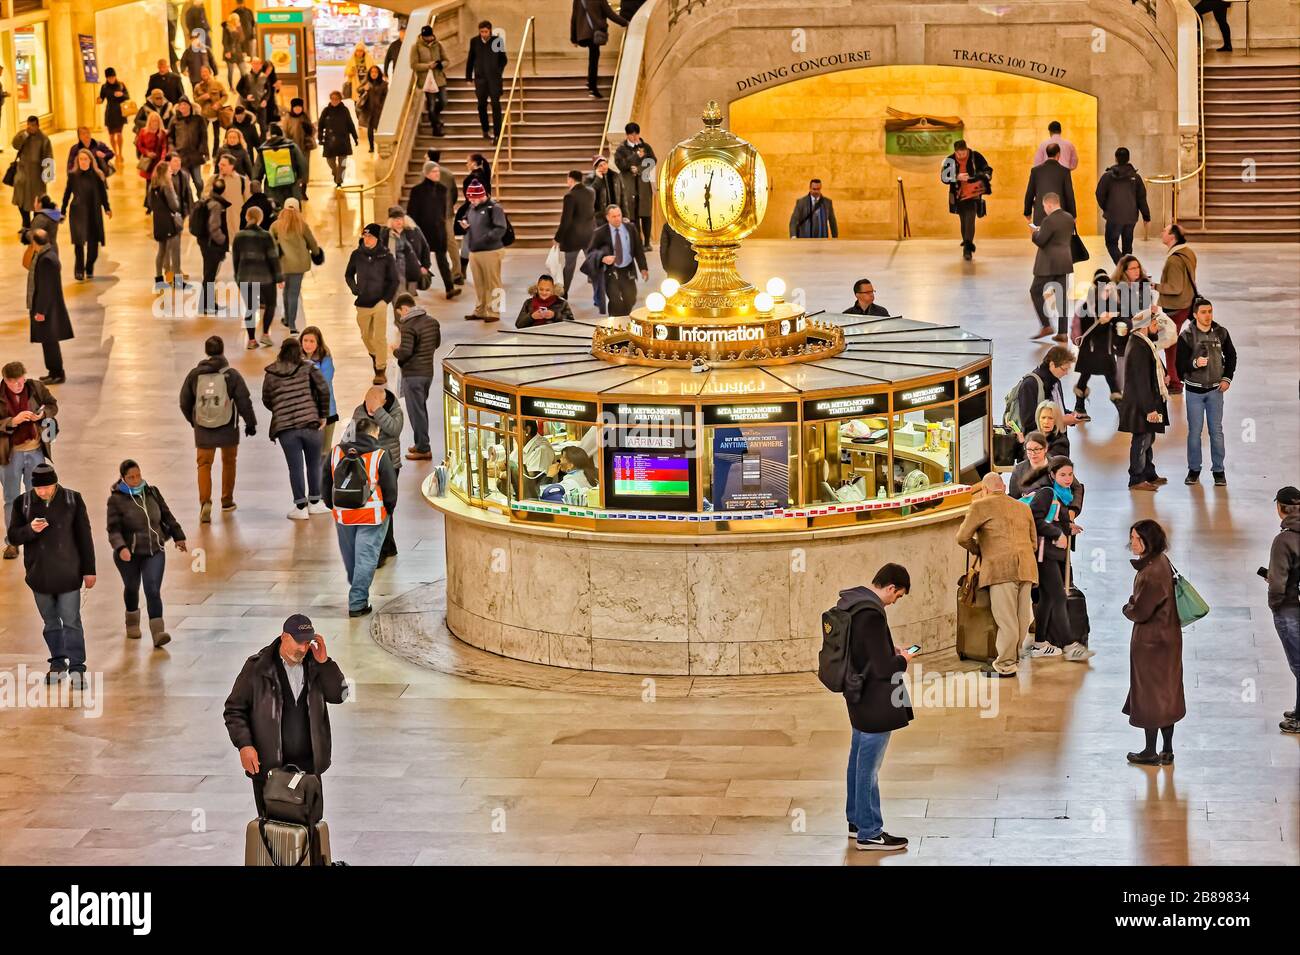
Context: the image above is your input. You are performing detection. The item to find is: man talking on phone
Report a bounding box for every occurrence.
[223,614,350,815]
[5,463,95,686]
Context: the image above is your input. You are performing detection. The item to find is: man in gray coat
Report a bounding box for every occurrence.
[1023,143,1076,226]
[1029,192,1075,340]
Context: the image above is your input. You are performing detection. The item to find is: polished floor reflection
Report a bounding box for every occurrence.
[0,134,1295,865]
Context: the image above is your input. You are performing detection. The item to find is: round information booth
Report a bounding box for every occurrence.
[419,104,995,676]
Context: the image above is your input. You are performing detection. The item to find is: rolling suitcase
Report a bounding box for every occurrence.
[1065,551,1089,647]
[956,557,998,662]
[245,819,332,867]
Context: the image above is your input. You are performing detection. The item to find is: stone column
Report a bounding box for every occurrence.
[49,0,99,131]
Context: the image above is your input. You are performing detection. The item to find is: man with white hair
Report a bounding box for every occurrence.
[1117,308,1176,491]
[955,472,1040,676]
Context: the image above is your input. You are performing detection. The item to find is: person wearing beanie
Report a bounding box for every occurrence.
[465,20,507,141]
[106,459,187,647]
[255,120,308,207]
[1070,268,1122,421]
[345,223,400,381]
[6,463,96,686]
[1,360,59,561]
[166,98,210,197]
[391,292,441,462]
[459,179,508,321]
[408,161,461,298]
[410,23,448,136]
[380,203,432,297]
[283,98,316,199]
[317,89,358,187]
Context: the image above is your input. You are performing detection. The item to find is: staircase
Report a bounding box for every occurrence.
[401,73,612,248]
[1193,61,1300,241]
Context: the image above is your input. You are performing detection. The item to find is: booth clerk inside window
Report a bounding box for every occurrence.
[520,419,600,504]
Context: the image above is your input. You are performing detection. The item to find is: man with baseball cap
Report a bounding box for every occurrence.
[5,463,96,686]
[1266,486,1300,735]
[223,613,350,814]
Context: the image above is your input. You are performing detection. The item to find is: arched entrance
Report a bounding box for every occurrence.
[731,64,1099,239]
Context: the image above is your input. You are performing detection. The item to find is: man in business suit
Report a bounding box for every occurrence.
[555,170,595,297]
[1024,143,1076,226]
[465,20,507,142]
[844,278,890,316]
[789,179,838,238]
[1029,192,1076,340]
[584,204,648,316]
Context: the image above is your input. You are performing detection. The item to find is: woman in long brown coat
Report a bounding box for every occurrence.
[1122,519,1186,765]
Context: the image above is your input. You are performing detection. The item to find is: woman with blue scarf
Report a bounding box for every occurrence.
[106,459,187,647]
[1026,456,1093,662]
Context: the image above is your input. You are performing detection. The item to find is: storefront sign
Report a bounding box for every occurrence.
[802,393,886,421]
[78,35,98,84]
[703,403,798,426]
[958,368,989,395]
[892,381,955,410]
[465,385,515,414]
[884,108,962,157]
[522,396,598,422]
[711,426,789,511]
[443,371,462,400]
[257,11,306,24]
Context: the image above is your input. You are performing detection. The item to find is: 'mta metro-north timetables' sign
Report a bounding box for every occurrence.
[521,396,599,422]
[802,392,887,421]
[892,380,955,410]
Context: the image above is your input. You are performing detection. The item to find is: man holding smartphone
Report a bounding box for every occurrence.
[223,613,350,815]
[1,360,58,560]
[5,463,95,686]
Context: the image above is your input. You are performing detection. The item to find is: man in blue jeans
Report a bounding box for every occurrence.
[1175,298,1237,487]
[1,360,58,560]
[322,418,397,618]
[1267,487,1300,735]
[840,562,914,851]
[5,463,96,685]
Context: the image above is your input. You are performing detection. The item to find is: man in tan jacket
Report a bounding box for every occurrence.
[955,473,1039,675]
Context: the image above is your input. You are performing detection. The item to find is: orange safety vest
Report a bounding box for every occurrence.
[330,444,388,525]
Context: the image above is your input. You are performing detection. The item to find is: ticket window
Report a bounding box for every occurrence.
[802,416,891,504]
[889,405,956,495]
[519,419,600,506]
[468,410,515,507]
[703,424,797,512]
[443,393,468,495]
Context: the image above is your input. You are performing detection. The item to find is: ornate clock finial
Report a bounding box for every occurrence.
[702,100,722,127]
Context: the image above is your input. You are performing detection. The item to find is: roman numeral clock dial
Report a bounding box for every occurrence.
[671,158,746,235]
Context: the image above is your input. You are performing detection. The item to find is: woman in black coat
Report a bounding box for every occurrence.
[356,66,388,153]
[27,237,73,383]
[147,162,185,288]
[317,91,358,187]
[107,459,187,647]
[61,149,111,281]
[1071,268,1121,420]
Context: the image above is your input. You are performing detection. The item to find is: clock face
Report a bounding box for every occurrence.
[752,153,769,224]
[671,157,746,234]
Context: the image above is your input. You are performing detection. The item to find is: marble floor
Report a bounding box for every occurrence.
[0,134,1296,865]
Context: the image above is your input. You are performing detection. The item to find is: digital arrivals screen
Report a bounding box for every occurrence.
[612,453,690,497]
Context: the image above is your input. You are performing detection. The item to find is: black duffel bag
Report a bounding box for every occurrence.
[261,764,324,827]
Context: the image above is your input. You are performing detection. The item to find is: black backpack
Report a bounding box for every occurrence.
[188,200,210,239]
[817,598,873,701]
[331,447,373,509]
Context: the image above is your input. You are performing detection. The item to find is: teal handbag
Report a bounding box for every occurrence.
[1171,563,1210,627]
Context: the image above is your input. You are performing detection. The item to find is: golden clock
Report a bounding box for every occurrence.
[671,157,746,234]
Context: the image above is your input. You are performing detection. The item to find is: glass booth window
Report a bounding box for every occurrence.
[467,411,514,507]
[520,419,600,507]
[800,401,891,504]
[889,405,956,494]
[443,394,468,494]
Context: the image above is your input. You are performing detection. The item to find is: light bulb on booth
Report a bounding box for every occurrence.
[754,292,775,314]
[660,279,680,298]
[766,277,786,302]
[646,292,666,314]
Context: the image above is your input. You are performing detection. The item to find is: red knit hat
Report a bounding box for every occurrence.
[466,181,486,200]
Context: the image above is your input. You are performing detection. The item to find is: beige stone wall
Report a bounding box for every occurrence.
[731,64,1099,239]
[634,0,1181,231]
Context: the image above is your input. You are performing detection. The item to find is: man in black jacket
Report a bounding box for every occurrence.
[146,59,185,105]
[466,20,507,142]
[788,179,837,238]
[223,613,349,815]
[844,278,889,316]
[840,563,913,851]
[180,336,258,521]
[1267,487,1300,735]
[1174,298,1237,486]
[659,222,697,285]
[584,203,648,316]
[1029,192,1075,339]
[555,170,596,296]
[231,206,282,347]
[941,140,992,260]
[346,224,400,383]
[1095,147,1151,264]
[6,463,96,685]
[1024,143,1076,225]
[407,162,460,299]
[391,293,441,461]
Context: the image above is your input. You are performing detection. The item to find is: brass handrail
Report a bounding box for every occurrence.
[1145,10,1206,230]
[601,29,629,154]
[895,177,911,240]
[490,16,537,199]
[334,79,422,247]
